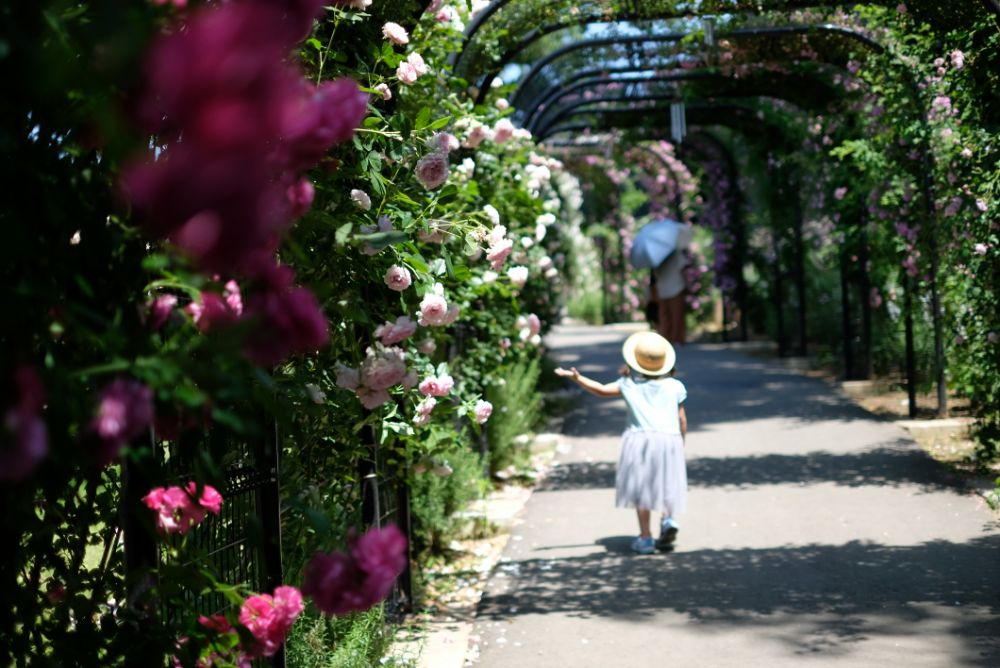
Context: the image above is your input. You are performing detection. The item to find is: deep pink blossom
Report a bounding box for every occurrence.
[242,262,329,366]
[124,2,366,274]
[302,525,407,616]
[0,367,49,482]
[143,482,223,534]
[148,294,178,330]
[415,151,449,189]
[240,585,304,658]
[187,291,241,331]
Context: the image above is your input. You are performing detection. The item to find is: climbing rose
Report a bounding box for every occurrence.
[473,400,493,424]
[418,373,454,397]
[360,344,407,391]
[413,396,436,425]
[507,265,529,287]
[374,83,392,100]
[973,243,988,256]
[418,284,452,326]
[493,118,515,144]
[302,525,407,616]
[143,482,223,534]
[483,204,500,226]
[834,187,847,200]
[148,294,178,330]
[407,52,428,76]
[94,378,154,463]
[286,178,315,218]
[350,188,372,210]
[382,22,409,45]
[434,132,460,153]
[950,50,965,69]
[0,367,49,482]
[356,386,391,410]
[464,122,492,148]
[396,61,418,84]
[240,586,304,658]
[375,316,418,346]
[384,265,412,291]
[415,151,449,189]
[334,363,360,390]
[487,238,514,270]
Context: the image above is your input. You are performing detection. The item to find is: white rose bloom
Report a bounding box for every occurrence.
[484,204,500,226]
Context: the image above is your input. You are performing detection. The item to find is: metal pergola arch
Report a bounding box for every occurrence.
[450,0,1000,86]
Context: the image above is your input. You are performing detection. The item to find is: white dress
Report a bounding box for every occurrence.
[613,376,687,515]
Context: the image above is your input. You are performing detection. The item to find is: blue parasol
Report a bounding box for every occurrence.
[629,218,683,269]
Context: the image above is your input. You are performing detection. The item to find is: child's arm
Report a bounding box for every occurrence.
[555,367,621,397]
[678,405,687,440]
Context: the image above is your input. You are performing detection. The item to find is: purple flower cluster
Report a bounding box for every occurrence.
[93,378,154,464]
[302,525,408,616]
[0,367,48,482]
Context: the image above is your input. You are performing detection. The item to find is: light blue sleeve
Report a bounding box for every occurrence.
[674,379,687,404]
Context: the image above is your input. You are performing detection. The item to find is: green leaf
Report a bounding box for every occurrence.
[357,230,409,251]
[427,115,453,131]
[414,107,432,132]
[306,38,323,51]
[335,223,353,245]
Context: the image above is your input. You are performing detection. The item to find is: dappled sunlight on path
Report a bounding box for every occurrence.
[471,324,1000,667]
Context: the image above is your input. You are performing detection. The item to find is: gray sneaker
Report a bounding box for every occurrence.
[630,536,655,555]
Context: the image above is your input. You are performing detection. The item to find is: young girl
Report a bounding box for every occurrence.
[555,330,688,554]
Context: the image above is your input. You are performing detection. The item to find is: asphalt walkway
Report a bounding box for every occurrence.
[470,324,1000,667]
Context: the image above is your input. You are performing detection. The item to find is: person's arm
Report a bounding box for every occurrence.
[678,405,687,440]
[554,367,621,398]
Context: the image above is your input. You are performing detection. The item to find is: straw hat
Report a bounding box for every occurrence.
[622,331,676,377]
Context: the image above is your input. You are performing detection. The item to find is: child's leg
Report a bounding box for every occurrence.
[636,509,652,538]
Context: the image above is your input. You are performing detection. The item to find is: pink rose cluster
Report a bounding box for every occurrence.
[418,283,460,327]
[302,525,408,616]
[0,367,49,482]
[486,225,513,270]
[413,397,437,426]
[396,51,429,85]
[143,481,223,534]
[336,344,411,409]
[516,313,542,346]
[239,585,304,657]
[418,373,454,397]
[93,377,155,464]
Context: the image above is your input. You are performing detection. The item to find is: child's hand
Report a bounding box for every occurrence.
[554,367,580,380]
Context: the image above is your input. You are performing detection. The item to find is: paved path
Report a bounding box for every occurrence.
[470,324,1000,667]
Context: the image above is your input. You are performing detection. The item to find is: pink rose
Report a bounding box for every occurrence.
[360,344,407,390]
[240,586,304,658]
[413,396,436,425]
[407,52,428,76]
[473,399,493,424]
[418,373,454,397]
[418,284,451,326]
[384,265,412,291]
[375,316,418,345]
[493,118,515,144]
[382,22,409,45]
[0,367,49,482]
[415,151,449,189]
[396,61,418,84]
[335,363,360,390]
[148,294,178,330]
[487,238,513,270]
[374,83,392,101]
[834,187,847,200]
[356,386,391,410]
[94,378,154,463]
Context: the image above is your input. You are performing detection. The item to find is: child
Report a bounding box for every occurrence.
[555,330,687,554]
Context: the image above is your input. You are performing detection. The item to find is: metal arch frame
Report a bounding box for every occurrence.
[520,61,847,132]
[450,0,1000,77]
[506,24,885,108]
[509,25,948,413]
[527,67,845,137]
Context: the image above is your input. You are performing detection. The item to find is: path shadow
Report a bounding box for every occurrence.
[478,535,1000,665]
[538,440,959,494]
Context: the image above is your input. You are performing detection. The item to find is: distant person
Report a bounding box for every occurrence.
[653,223,694,344]
[555,331,688,554]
